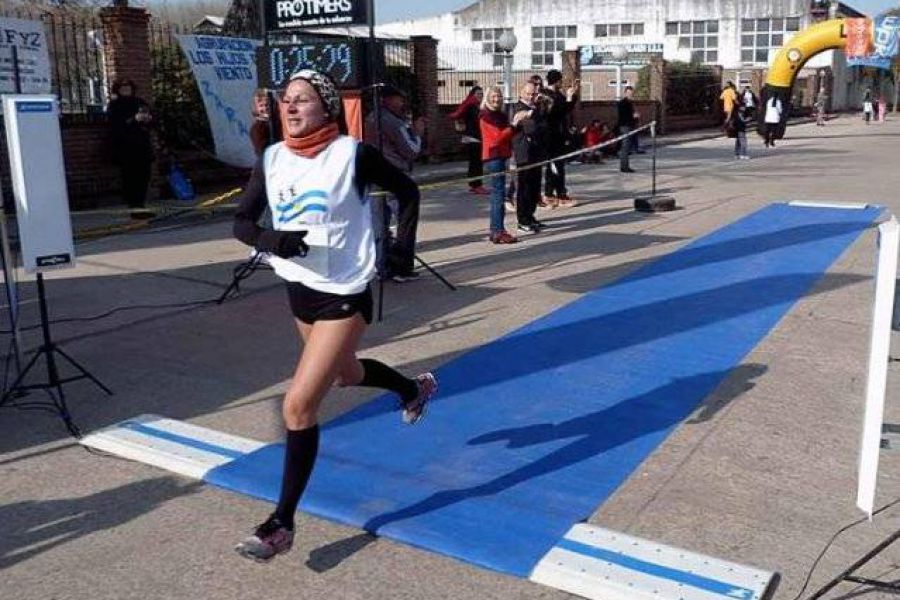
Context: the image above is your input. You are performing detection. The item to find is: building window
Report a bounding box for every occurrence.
[531,25,577,68]
[472,28,514,66]
[595,23,644,38]
[665,20,719,63]
[740,17,801,65]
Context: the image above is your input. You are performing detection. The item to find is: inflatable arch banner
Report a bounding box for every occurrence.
[759,16,900,138]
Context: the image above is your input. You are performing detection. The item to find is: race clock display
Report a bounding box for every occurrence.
[256,39,367,89]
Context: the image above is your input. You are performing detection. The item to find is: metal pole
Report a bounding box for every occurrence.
[366,0,388,322]
[615,64,622,99]
[503,51,513,113]
[651,118,657,198]
[258,0,277,145]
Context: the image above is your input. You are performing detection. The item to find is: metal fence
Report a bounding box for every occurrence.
[1,6,105,114]
[437,45,536,106]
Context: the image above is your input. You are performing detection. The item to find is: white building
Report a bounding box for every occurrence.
[379,0,869,107]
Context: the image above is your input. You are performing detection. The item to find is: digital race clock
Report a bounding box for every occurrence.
[256,39,367,89]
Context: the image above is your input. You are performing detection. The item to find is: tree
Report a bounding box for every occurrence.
[222,0,260,38]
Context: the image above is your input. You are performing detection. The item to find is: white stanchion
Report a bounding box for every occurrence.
[856,216,899,518]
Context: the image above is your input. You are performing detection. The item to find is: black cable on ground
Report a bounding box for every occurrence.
[0,298,220,336]
[791,497,900,600]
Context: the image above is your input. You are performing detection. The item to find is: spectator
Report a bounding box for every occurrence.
[720,81,738,122]
[815,86,828,127]
[249,88,272,156]
[502,74,547,211]
[763,95,783,147]
[733,104,751,160]
[543,69,580,208]
[107,79,154,217]
[479,85,517,244]
[617,86,638,173]
[863,89,874,124]
[512,81,549,234]
[741,85,758,119]
[581,119,607,163]
[364,85,426,282]
[878,95,887,123]
[450,86,488,195]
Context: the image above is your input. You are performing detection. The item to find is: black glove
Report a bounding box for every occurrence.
[273,231,309,259]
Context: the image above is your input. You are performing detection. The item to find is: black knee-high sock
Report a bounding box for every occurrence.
[358,358,418,404]
[274,424,319,529]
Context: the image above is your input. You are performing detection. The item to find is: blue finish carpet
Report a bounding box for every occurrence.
[207,203,879,576]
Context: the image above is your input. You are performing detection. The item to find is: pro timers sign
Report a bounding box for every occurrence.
[266,0,369,31]
[256,39,367,89]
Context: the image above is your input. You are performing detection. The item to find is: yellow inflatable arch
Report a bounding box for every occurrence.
[760,18,859,138]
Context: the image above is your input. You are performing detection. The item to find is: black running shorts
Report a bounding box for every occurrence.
[285,281,373,325]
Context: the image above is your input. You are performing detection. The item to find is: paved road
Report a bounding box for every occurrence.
[2,116,899,600]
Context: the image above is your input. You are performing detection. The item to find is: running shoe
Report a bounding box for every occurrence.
[403,372,437,425]
[235,514,294,562]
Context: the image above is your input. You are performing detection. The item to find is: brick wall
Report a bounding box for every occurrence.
[0,114,122,210]
[60,115,122,208]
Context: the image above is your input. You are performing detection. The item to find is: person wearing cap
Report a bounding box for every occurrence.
[543,69,579,208]
[364,84,426,282]
[232,70,438,562]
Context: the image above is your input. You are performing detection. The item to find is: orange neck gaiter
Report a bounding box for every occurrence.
[281,121,340,159]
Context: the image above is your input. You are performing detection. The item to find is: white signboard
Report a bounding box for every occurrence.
[2,95,75,273]
[177,35,261,168]
[0,18,52,106]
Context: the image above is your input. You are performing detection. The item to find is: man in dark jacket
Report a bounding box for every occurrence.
[364,85,426,282]
[617,86,638,173]
[543,69,579,207]
[512,81,549,234]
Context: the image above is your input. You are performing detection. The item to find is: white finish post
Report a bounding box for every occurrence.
[857,216,899,518]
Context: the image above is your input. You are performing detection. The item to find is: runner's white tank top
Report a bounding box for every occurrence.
[263,136,375,295]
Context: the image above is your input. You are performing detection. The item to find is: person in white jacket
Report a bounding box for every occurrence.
[763,96,783,147]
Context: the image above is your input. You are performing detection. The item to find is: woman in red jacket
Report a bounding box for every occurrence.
[450,85,488,195]
[479,86,520,244]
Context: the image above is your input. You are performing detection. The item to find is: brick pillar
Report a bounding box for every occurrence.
[411,36,438,159]
[648,57,667,135]
[561,49,581,124]
[100,6,152,104]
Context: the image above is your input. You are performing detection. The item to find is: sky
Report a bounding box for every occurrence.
[376,0,899,23]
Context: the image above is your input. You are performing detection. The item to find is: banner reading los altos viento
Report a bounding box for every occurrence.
[177,34,261,168]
